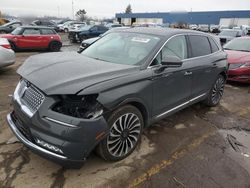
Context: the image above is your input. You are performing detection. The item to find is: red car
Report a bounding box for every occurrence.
[0,26,62,52]
[224,37,250,84]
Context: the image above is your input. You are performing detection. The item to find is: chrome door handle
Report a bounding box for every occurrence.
[184,71,192,76]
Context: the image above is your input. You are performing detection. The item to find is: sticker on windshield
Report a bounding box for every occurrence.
[131,37,151,43]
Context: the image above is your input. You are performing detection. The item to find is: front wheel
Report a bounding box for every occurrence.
[204,74,225,107]
[97,105,143,161]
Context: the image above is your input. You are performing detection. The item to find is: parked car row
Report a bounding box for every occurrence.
[68,25,109,43]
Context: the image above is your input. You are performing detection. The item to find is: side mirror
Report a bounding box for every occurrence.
[161,56,183,68]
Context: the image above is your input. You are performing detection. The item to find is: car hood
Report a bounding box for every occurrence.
[0,34,13,39]
[82,37,100,45]
[17,52,139,95]
[225,50,250,64]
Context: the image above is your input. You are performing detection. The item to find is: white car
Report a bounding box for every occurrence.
[69,23,87,32]
[0,38,15,68]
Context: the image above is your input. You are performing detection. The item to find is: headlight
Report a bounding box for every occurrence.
[52,94,104,119]
[240,62,250,68]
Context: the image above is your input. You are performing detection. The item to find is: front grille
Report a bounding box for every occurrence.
[229,63,243,70]
[15,80,45,116]
[11,112,34,141]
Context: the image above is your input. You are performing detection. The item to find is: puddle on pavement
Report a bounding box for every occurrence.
[220,129,250,174]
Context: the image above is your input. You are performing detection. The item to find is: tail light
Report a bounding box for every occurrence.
[1,44,11,49]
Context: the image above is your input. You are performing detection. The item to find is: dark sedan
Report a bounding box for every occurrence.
[68,25,108,43]
[0,21,22,34]
[32,20,59,32]
[7,28,227,165]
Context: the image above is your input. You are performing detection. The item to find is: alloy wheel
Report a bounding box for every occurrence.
[107,113,141,157]
[211,77,225,104]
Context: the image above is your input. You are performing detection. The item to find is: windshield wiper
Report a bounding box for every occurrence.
[92,57,110,63]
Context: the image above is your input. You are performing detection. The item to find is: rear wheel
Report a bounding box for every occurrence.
[64,28,69,33]
[204,74,225,107]
[79,35,87,42]
[97,105,143,161]
[49,41,62,52]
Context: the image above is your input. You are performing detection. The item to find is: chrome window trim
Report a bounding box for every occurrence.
[156,93,207,119]
[148,33,223,68]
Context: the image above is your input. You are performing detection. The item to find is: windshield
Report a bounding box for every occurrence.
[82,32,160,66]
[80,25,92,30]
[224,38,250,52]
[11,27,22,35]
[219,30,238,37]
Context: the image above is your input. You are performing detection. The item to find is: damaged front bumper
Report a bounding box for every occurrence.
[6,85,109,164]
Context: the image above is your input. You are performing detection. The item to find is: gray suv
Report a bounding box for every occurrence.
[7,28,227,164]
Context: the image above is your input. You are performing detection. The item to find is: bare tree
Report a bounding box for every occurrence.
[75,9,87,21]
[125,4,132,14]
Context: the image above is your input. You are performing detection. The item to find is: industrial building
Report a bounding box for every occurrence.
[115,10,250,26]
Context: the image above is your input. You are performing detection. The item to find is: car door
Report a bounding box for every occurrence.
[89,26,99,37]
[16,28,43,49]
[151,35,193,117]
[187,35,224,98]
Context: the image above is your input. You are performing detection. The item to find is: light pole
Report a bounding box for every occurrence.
[57,6,60,18]
[72,0,74,20]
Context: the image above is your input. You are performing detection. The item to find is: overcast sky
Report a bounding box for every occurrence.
[1,0,250,18]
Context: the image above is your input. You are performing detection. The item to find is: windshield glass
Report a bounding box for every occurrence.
[80,25,91,30]
[219,30,238,37]
[11,27,22,35]
[224,38,250,52]
[82,32,160,66]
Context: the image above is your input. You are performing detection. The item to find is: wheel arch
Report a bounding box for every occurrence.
[49,40,62,46]
[114,98,149,128]
[219,71,227,80]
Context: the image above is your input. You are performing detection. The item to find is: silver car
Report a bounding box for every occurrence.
[0,38,15,68]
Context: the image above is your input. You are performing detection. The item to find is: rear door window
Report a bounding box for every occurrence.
[189,35,211,57]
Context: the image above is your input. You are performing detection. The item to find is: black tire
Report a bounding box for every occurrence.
[49,41,62,52]
[70,39,77,43]
[64,28,69,33]
[79,35,87,42]
[204,74,225,107]
[0,30,6,34]
[97,105,143,161]
[9,41,16,51]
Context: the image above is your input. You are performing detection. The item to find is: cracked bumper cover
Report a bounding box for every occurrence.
[6,99,108,164]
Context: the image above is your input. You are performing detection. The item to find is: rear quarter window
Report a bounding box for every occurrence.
[189,35,211,57]
[208,37,220,53]
[41,29,55,35]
